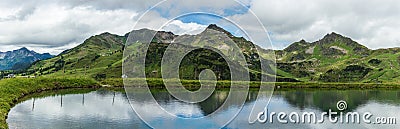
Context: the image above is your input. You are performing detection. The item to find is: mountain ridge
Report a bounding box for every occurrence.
[9,25,400,83]
[0,47,53,70]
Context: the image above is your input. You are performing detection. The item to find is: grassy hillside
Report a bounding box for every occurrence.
[276,32,400,83]
[21,26,400,83]
[24,25,292,82]
[26,32,126,80]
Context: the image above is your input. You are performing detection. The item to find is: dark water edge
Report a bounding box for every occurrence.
[103,78,400,89]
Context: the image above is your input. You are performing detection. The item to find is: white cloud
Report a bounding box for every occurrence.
[0,2,139,54]
[1,0,400,54]
[232,0,400,49]
[162,20,207,35]
[132,10,169,31]
[0,0,231,54]
[23,42,82,55]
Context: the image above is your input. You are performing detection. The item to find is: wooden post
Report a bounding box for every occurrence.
[112,92,116,105]
[82,94,85,106]
[32,98,35,111]
[61,95,63,107]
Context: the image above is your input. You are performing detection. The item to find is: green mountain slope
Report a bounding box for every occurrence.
[276,32,400,83]
[24,26,400,83]
[26,25,286,82]
[26,32,126,80]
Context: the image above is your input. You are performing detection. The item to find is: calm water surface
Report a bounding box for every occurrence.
[7,88,400,129]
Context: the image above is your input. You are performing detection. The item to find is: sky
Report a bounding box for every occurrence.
[0,0,399,54]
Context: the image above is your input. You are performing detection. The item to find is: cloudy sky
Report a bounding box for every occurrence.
[0,0,399,54]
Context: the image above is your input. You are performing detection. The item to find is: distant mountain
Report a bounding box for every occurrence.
[0,47,53,70]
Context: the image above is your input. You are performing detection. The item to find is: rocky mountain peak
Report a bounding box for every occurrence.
[284,39,311,52]
[154,31,176,43]
[12,47,32,54]
[317,32,370,52]
[18,47,29,51]
[319,32,351,44]
[324,32,343,38]
[206,24,223,30]
[99,32,112,35]
[204,24,233,37]
[299,39,307,43]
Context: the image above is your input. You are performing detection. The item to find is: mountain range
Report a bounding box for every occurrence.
[0,47,53,71]
[276,32,400,83]
[5,24,400,83]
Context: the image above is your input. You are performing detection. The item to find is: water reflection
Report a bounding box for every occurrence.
[7,89,148,129]
[6,88,400,129]
[277,90,400,112]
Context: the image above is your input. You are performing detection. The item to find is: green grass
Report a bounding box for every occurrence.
[0,78,100,128]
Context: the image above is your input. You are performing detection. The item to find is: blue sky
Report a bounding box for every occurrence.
[171,13,249,38]
[177,14,222,25]
[0,0,399,54]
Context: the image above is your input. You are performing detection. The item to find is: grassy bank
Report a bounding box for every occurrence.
[0,78,100,128]
[275,82,400,89]
[102,78,400,89]
[101,78,263,88]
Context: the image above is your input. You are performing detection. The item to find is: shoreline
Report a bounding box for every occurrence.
[0,78,100,128]
[274,82,400,89]
[102,78,400,89]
